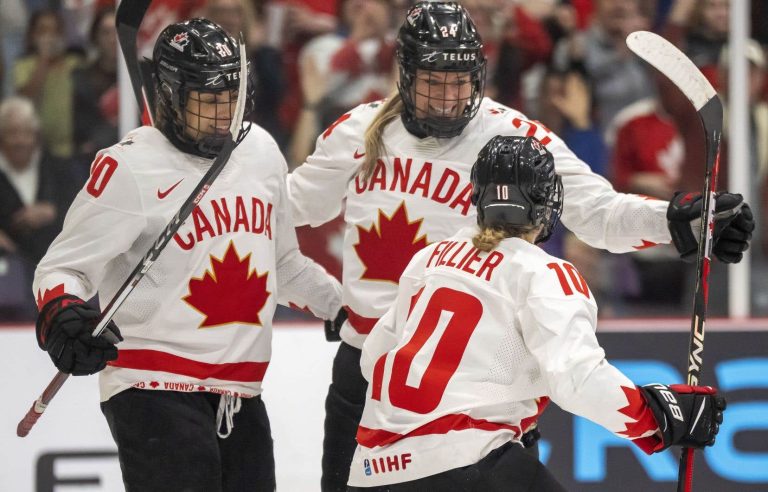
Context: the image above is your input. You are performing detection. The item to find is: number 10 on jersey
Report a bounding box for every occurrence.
[370,287,483,414]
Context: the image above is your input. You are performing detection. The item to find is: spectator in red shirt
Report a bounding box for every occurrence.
[610,89,684,199]
[609,74,690,313]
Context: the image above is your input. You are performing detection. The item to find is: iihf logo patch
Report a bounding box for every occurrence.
[170,32,190,52]
[363,459,372,476]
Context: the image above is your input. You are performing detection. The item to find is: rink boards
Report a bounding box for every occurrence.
[1,320,766,491]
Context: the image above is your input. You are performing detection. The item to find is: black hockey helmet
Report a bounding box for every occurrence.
[471,136,563,243]
[397,2,486,138]
[152,18,253,158]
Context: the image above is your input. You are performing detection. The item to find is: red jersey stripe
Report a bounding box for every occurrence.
[345,306,379,335]
[520,396,550,433]
[109,349,269,383]
[356,413,521,448]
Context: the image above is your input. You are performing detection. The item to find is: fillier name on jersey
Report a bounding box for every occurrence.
[288,97,670,349]
[34,125,341,401]
[348,228,660,486]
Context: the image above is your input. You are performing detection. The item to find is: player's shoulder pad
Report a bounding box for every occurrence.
[475,97,565,148]
[526,250,594,302]
[106,126,171,169]
[318,100,384,144]
[475,98,526,127]
[235,122,289,174]
[79,141,143,211]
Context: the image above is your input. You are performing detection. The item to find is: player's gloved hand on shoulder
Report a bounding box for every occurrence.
[324,307,347,342]
[667,191,754,263]
[640,383,726,452]
[36,295,123,376]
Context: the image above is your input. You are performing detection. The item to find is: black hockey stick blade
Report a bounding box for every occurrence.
[116,0,154,124]
[627,31,723,492]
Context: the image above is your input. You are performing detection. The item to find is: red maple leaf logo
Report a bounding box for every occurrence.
[322,112,351,139]
[288,302,313,315]
[617,385,659,439]
[354,202,428,283]
[632,239,658,250]
[36,283,66,310]
[183,242,271,328]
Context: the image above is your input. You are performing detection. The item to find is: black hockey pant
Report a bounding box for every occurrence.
[347,441,565,492]
[101,389,275,492]
[322,342,370,492]
[321,342,540,492]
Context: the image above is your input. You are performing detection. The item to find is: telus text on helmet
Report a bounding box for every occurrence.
[205,71,239,87]
[420,51,477,63]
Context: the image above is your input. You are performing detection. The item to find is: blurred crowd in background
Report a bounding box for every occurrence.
[1,0,767,323]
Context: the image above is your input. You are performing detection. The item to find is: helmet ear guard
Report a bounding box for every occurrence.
[470,136,563,244]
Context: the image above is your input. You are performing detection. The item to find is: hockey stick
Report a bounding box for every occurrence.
[16,17,250,437]
[116,0,155,124]
[626,31,723,492]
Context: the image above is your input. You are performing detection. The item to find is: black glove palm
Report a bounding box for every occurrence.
[36,295,123,376]
[667,191,754,264]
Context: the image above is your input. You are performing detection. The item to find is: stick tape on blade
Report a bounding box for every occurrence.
[626,31,716,111]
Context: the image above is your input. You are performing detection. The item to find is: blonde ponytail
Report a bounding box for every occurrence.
[472,227,507,252]
[472,223,540,251]
[360,91,404,181]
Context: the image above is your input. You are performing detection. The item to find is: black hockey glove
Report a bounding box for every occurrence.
[324,307,348,342]
[640,383,726,452]
[667,191,754,263]
[36,295,123,376]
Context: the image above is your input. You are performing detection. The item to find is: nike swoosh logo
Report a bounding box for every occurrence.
[353,149,366,159]
[157,179,184,199]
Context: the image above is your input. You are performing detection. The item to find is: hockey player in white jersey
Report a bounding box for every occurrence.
[32,19,341,492]
[287,2,750,490]
[347,135,726,491]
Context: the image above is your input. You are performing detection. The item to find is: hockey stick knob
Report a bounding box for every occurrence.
[17,398,46,437]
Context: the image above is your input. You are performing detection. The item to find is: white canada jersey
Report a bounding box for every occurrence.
[348,227,660,486]
[34,125,342,401]
[288,98,670,349]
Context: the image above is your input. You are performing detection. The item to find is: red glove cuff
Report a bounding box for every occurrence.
[669,384,717,395]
